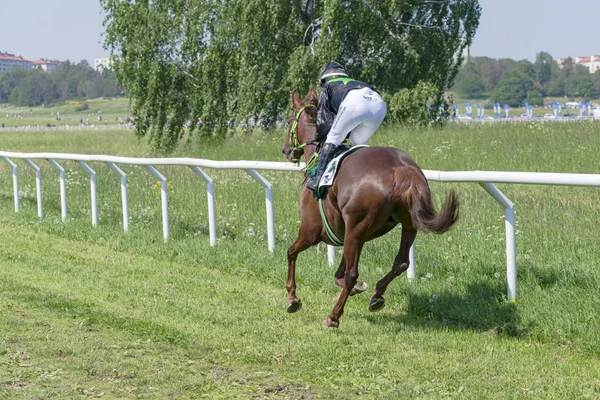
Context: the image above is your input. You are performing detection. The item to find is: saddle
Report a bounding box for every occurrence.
[308,145,368,200]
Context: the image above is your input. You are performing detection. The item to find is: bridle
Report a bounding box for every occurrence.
[289,104,319,153]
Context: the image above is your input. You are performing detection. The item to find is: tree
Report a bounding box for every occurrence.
[534,52,553,85]
[558,58,574,79]
[101,0,482,151]
[592,70,600,93]
[9,70,58,107]
[0,68,27,103]
[1,61,124,106]
[78,80,98,99]
[100,73,121,97]
[544,79,564,97]
[516,60,536,81]
[577,76,597,98]
[563,77,580,97]
[526,90,544,106]
[491,71,532,107]
[479,58,503,91]
[455,72,486,98]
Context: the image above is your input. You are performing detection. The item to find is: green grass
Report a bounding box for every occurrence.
[0,98,129,128]
[1,122,600,398]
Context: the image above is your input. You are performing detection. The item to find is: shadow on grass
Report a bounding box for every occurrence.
[366,281,525,338]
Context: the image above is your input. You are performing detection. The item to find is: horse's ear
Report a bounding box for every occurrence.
[307,89,318,106]
[291,90,302,109]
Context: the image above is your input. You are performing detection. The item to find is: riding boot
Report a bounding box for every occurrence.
[306,143,337,193]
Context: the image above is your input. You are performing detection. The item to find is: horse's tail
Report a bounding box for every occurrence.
[393,166,459,234]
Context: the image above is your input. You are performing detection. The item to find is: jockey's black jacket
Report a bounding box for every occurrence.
[316,77,380,141]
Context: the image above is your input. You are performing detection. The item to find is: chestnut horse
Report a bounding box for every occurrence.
[281,89,459,328]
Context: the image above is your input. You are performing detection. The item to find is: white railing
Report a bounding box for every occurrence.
[0,151,300,254]
[2,150,600,302]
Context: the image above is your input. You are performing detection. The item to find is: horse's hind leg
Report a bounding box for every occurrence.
[323,238,365,328]
[369,225,417,312]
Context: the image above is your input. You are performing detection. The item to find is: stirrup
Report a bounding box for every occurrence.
[306,178,319,192]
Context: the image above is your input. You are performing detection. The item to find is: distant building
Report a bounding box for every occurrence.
[94,57,114,72]
[555,55,600,74]
[0,52,33,73]
[34,59,60,72]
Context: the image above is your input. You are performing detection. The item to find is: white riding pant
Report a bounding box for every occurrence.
[325,87,387,146]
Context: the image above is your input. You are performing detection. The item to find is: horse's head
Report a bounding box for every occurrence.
[282,89,318,163]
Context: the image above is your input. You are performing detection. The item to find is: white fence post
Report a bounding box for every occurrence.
[407,244,416,281]
[190,166,217,246]
[328,245,336,267]
[147,165,169,243]
[48,159,67,221]
[245,169,275,253]
[78,161,98,227]
[480,183,517,301]
[107,162,129,233]
[1,156,19,212]
[23,158,43,218]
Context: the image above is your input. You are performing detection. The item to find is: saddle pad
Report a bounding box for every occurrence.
[319,145,369,189]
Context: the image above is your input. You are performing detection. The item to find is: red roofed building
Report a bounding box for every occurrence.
[0,52,33,72]
[34,59,60,72]
[555,55,600,74]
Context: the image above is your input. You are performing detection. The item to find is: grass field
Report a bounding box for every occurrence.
[1,121,600,398]
[0,98,130,128]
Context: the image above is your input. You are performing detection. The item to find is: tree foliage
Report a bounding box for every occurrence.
[454,51,600,105]
[454,71,485,98]
[0,61,122,107]
[535,51,553,85]
[8,70,58,107]
[490,71,532,107]
[101,0,481,151]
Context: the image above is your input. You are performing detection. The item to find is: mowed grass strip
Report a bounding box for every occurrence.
[1,120,600,398]
[1,218,599,399]
[0,221,343,399]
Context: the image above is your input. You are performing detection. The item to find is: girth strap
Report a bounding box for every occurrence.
[318,199,344,246]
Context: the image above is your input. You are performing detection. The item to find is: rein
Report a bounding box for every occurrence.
[290,104,318,153]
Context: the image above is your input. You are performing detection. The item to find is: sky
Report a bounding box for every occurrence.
[470,0,600,60]
[0,0,106,64]
[1,0,600,64]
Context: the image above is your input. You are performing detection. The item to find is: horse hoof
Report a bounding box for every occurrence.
[369,296,385,312]
[351,280,368,296]
[286,300,302,313]
[334,279,368,296]
[322,318,339,328]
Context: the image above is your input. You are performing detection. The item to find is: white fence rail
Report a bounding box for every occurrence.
[2,150,600,302]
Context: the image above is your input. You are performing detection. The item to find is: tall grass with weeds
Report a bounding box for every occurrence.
[1,121,600,398]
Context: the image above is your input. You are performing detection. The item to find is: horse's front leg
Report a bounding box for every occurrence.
[286,228,319,313]
[286,241,303,313]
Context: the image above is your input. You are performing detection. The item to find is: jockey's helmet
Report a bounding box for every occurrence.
[320,62,348,85]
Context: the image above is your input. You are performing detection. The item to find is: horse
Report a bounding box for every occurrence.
[281,89,460,328]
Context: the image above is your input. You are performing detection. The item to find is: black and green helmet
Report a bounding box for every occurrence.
[320,62,348,85]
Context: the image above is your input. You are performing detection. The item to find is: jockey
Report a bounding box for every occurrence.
[306,62,387,193]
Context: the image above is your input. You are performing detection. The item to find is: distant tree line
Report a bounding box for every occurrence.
[452,52,600,106]
[0,60,123,107]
